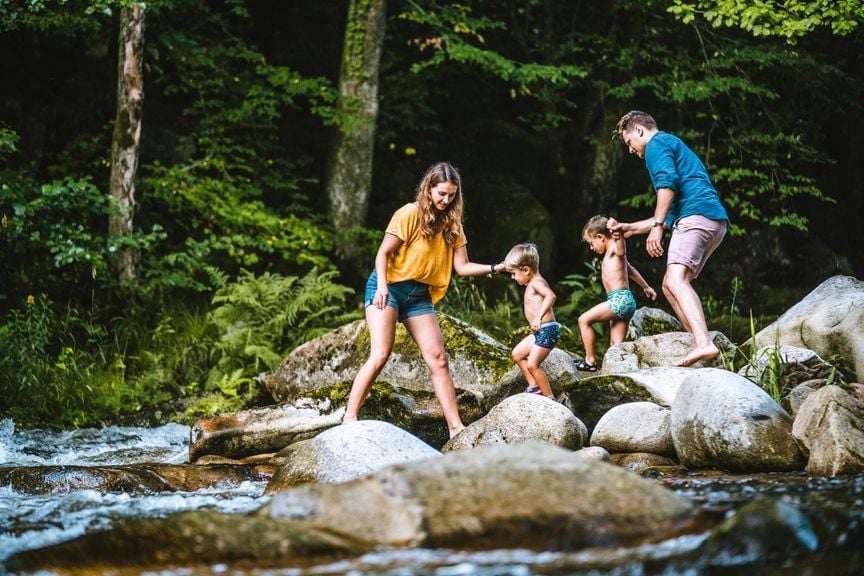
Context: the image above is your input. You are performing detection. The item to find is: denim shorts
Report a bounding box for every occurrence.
[364,270,435,322]
[533,321,561,349]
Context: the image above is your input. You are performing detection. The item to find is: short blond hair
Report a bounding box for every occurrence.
[504,243,540,272]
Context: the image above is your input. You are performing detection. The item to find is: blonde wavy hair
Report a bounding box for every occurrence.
[414,162,464,246]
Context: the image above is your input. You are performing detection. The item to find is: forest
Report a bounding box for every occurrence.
[1,0,862,428]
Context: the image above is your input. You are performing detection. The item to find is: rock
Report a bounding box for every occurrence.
[788,379,827,415]
[590,402,675,457]
[189,398,343,461]
[574,446,612,461]
[5,510,359,572]
[610,453,679,473]
[263,442,696,551]
[0,463,274,495]
[441,393,586,452]
[670,368,805,472]
[695,500,818,566]
[617,367,695,406]
[559,373,654,432]
[792,385,864,476]
[266,421,440,492]
[7,444,697,571]
[752,275,864,382]
[601,331,734,374]
[264,315,513,406]
[626,307,683,340]
[483,348,580,408]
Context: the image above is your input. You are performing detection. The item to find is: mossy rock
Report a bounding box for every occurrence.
[266,314,512,405]
[560,374,653,433]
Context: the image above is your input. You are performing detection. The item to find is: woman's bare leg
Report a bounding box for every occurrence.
[343,305,399,422]
[403,313,465,437]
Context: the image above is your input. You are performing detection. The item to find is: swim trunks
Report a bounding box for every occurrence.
[607,289,636,321]
[533,321,561,349]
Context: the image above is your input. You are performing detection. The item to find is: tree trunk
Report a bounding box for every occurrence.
[108,2,145,286]
[325,0,387,244]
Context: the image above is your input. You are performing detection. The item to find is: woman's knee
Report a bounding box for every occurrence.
[424,348,450,371]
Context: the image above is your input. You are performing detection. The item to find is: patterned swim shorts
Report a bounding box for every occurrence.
[607,289,637,321]
[533,321,561,349]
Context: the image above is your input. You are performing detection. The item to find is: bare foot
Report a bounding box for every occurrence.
[676,343,720,367]
[341,415,358,424]
[449,425,466,438]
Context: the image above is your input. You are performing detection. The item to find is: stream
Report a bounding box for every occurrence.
[1,417,862,575]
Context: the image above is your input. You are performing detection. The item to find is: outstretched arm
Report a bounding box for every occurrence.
[453,245,499,277]
[627,261,657,301]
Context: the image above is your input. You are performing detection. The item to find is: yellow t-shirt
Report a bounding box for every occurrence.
[385,203,467,304]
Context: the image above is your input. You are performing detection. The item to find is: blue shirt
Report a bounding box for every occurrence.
[644,131,729,227]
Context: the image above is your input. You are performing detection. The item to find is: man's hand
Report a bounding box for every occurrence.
[646,225,664,258]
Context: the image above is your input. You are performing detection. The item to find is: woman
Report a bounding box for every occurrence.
[342,162,499,437]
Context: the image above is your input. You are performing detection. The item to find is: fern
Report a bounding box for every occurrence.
[207,268,358,383]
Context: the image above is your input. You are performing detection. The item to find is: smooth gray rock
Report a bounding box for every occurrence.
[591,402,675,457]
[670,368,805,472]
[626,307,683,340]
[442,393,586,452]
[752,275,864,383]
[601,331,734,375]
[266,420,440,492]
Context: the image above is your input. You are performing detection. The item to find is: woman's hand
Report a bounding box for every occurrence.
[375,286,389,309]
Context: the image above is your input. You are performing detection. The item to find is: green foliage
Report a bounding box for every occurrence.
[0,294,172,427]
[138,164,335,298]
[207,268,358,382]
[668,0,864,43]
[555,260,606,327]
[0,175,164,305]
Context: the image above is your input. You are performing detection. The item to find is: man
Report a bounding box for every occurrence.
[610,110,729,367]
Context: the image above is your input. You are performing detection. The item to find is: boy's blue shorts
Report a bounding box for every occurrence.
[364,270,435,322]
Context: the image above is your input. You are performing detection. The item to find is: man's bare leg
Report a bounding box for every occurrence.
[663,264,719,366]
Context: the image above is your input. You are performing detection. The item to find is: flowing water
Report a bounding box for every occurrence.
[1,418,862,575]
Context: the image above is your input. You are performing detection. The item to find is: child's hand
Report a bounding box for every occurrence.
[644,286,657,301]
[530,317,542,331]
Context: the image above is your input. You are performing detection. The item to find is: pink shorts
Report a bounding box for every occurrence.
[667,215,727,278]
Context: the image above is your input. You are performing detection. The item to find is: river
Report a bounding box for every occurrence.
[1,418,862,575]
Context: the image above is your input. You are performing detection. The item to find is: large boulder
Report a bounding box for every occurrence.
[752,275,864,381]
[590,402,675,457]
[266,421,440,492]
[189,398,343,461]
[263,442,696,550]
[441,393,586,452]
[601,331,734,375]
[670,368,805,472]
[6,443,697,572]
[264,315,512,406]
[791,385,864,476]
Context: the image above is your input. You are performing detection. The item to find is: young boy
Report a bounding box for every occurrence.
[577,215,657,372]
[502,243,559,397]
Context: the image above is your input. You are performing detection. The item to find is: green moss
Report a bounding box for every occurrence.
[560,373,653,431]
[438,315,512,380]
[641,314,678,337]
